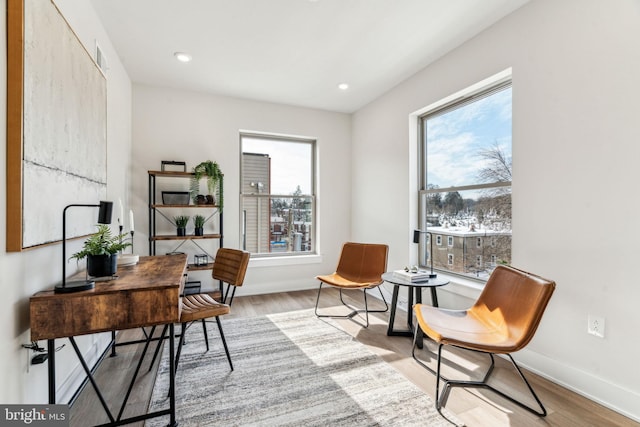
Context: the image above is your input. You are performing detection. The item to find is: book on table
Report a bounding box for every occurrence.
[392,269,431,282]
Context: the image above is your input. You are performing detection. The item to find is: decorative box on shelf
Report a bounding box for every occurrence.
[161,191,190,205]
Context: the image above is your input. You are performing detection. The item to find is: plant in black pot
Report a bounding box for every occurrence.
[70,224,131,278]
[175,215,190,236]
[193,214,205,236]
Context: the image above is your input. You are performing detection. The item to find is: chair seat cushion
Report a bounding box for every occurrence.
[415,304,520,353]
[316,273,382,289]
[180,293,230,323]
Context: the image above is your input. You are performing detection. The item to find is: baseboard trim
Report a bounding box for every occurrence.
[515,348,640,423]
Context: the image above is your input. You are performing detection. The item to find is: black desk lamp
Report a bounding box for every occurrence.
[413,229,437,278]
[55,201,113,294]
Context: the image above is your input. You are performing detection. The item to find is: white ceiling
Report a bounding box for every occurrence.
[90,0,529,113]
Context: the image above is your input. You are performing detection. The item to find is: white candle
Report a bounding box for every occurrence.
[118,199,124,226]
[129,209,134,232]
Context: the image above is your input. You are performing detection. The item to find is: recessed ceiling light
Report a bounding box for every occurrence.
[338,83,349,90]
[174,52,192,63]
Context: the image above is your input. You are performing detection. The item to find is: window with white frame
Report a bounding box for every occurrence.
[240,133,316,257]
[447,236,454,247]
[418,79,512,281]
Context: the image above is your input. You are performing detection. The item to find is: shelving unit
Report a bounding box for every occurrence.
[148,170,223,271]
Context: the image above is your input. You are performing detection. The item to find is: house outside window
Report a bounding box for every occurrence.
[240,133,316,257]
[418,78,512,281]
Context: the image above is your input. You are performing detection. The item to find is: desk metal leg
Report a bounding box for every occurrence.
[169,323,177,427]
[110,331,117,357]
[69,337,116,423]
[47,339,56,404]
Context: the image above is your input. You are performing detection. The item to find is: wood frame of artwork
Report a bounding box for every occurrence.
[6,0,107,251]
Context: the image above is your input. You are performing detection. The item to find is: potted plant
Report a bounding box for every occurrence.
[190,160,223,208]
[70,224,131,277]
[193,214,205,236]
[174,215,190,236]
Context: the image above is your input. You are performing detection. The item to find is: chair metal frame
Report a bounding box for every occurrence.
[411,264,555,418]
[314,242,389,328]
[314,283,389,327]
[412,333,547,418]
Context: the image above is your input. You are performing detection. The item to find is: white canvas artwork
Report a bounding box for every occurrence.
[22,0,107,247]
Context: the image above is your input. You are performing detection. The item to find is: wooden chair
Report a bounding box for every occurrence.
[150,248,250,374]
[412,264,555,417]
[213,248,250,305]
[314,242,389,327]
[175,294,232,371]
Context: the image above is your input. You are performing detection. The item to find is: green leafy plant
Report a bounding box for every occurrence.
[193,214,206,228]
[190,160,223,208]
[70,224,131,260]
[174,215,190,228]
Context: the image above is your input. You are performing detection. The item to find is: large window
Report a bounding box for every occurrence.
[418,81,512,280]
[240,133,316,257]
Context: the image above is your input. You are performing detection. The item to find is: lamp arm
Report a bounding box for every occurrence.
[62,204,100,287]
[61,201,112,288]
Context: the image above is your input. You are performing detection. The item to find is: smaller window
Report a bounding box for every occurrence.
[491,237,496,248]
[448,254,454,265]
[476,255,482,267]
[447,236,454,247]
[436,235,442,246]
[491,254,497,265]
[476,237,482,248]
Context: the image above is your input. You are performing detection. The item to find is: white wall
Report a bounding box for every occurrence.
[352,0,640,421]
[131,85,352,294]
[0,0,132,404]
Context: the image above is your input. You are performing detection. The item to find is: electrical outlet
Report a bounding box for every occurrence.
[587,315,605,338]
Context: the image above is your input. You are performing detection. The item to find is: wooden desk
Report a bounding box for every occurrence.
[30,254,187,427]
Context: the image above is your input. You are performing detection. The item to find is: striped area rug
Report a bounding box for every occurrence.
[146,309,462,426]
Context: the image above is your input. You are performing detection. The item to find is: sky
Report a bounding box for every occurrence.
[425,86,512,195]
[242,137,313,195]
[241,86,511,198]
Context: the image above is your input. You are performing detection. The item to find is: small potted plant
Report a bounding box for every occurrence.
[174,215,190,236]
[71,224,131,277]
[193,214,205,236]
[190,160,223,207]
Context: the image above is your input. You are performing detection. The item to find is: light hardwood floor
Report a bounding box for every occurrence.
[70,289,637,426]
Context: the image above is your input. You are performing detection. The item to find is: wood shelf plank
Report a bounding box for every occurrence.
[150,234,221,241]
[151,204,220,209]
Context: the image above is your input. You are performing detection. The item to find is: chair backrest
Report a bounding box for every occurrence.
[335,242,388,284]
[470,265,555,352]
[212,248,250,287]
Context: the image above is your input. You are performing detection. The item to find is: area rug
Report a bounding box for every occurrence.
[146,309,463,426]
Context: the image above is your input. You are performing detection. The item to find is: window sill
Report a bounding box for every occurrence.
[435,272,485,300]
[249,254,323,268]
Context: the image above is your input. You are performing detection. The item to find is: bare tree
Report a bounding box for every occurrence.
[478,142,512,184]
